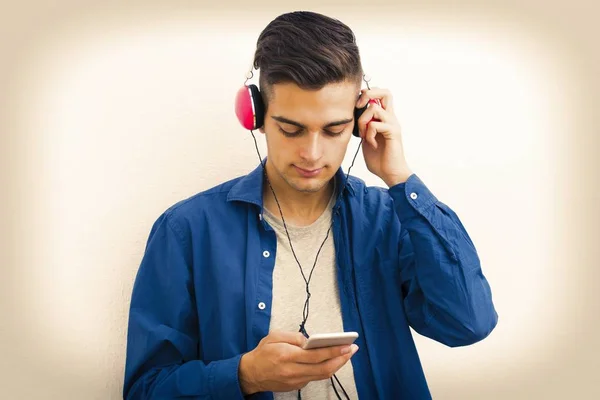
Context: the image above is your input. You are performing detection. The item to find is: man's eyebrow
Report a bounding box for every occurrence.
[271,115,354,129]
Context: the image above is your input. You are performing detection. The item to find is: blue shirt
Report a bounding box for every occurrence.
[123,162,498,399]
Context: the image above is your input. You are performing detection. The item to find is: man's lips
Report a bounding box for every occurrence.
[294,165,323,177]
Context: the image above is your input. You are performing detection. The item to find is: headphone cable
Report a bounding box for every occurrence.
[250,130,363,399]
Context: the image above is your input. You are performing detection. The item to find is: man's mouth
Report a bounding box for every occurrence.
[293,165,323,177]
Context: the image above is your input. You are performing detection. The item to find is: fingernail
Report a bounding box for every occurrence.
[341,345,352,355]
[350,344,359,354]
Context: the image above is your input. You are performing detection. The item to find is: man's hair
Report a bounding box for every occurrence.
[253,11,363,106]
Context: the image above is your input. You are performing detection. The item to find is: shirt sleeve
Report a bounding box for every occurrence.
[123,212,245,399]
[387,174,498,347]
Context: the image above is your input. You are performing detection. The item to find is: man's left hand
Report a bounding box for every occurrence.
[355,87,413,187]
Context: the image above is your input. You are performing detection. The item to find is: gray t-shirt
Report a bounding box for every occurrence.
[263,186,358,399]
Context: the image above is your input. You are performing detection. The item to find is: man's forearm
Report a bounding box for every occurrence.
[388,174,498,346]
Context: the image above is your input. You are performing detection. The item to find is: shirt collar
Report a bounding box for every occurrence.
[226,158,356,208]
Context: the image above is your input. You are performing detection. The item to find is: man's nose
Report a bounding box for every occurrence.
[298,131,323,161]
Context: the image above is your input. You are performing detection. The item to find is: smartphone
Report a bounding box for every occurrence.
[302,332,359,350]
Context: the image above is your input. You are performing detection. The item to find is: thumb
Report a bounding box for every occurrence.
[265,330,307,347]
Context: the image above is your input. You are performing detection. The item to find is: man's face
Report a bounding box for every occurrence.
[260,80,359,194]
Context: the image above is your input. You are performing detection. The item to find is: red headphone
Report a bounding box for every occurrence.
[235,74,380,138]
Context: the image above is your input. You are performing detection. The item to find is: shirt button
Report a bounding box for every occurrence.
[258,302,266,310]
[263,250,270,258]
[410,192,418,200]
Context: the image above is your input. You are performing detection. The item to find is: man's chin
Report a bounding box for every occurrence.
[286,177,329,193]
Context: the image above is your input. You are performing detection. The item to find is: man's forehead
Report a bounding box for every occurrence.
[269,81,360,103]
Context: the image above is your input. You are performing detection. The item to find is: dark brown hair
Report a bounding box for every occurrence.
[253,11,363,105]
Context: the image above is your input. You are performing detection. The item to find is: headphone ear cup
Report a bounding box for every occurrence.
[235,84,265,130]
[249,84,265,129]
[353,104,368,137]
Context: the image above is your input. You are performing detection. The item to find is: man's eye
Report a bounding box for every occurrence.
[325,129,345,136]
[278,126,345,137]
[279,128,302,137]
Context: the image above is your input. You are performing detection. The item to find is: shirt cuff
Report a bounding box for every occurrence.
[207,353,245,400]
[388,173,438,222]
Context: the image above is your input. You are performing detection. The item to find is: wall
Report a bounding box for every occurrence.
[1,0,599,398]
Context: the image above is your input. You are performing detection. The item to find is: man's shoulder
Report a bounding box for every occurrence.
[345,174,392,202]
[343,174,398,222]
[159,173,248,226]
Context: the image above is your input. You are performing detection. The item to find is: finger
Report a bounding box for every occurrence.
[359,87,393,110]
[285,346,359,383]
[265,330,307,348]
[356,87,394,112]
[292,344,354,364]
[357,104,375,138]
[313,345,359,380]
[366,121,377,149]
[366,121,378,149]
[366,101,388,123]
[357,104,388,138]
[365,121,392,149]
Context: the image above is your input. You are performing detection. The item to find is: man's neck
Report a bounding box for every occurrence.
[262,162,335,227]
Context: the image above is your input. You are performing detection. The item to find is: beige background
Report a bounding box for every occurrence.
[1,0,599,399]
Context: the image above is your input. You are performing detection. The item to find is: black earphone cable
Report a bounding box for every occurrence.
[250,130,364,400]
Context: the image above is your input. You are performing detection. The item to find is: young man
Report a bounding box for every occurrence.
[123,11,498,400]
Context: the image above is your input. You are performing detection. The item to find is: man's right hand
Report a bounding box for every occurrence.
[238,330,359,395]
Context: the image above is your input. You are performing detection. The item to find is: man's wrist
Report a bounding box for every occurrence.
[383,168,414,188]
[239,352,259,395]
